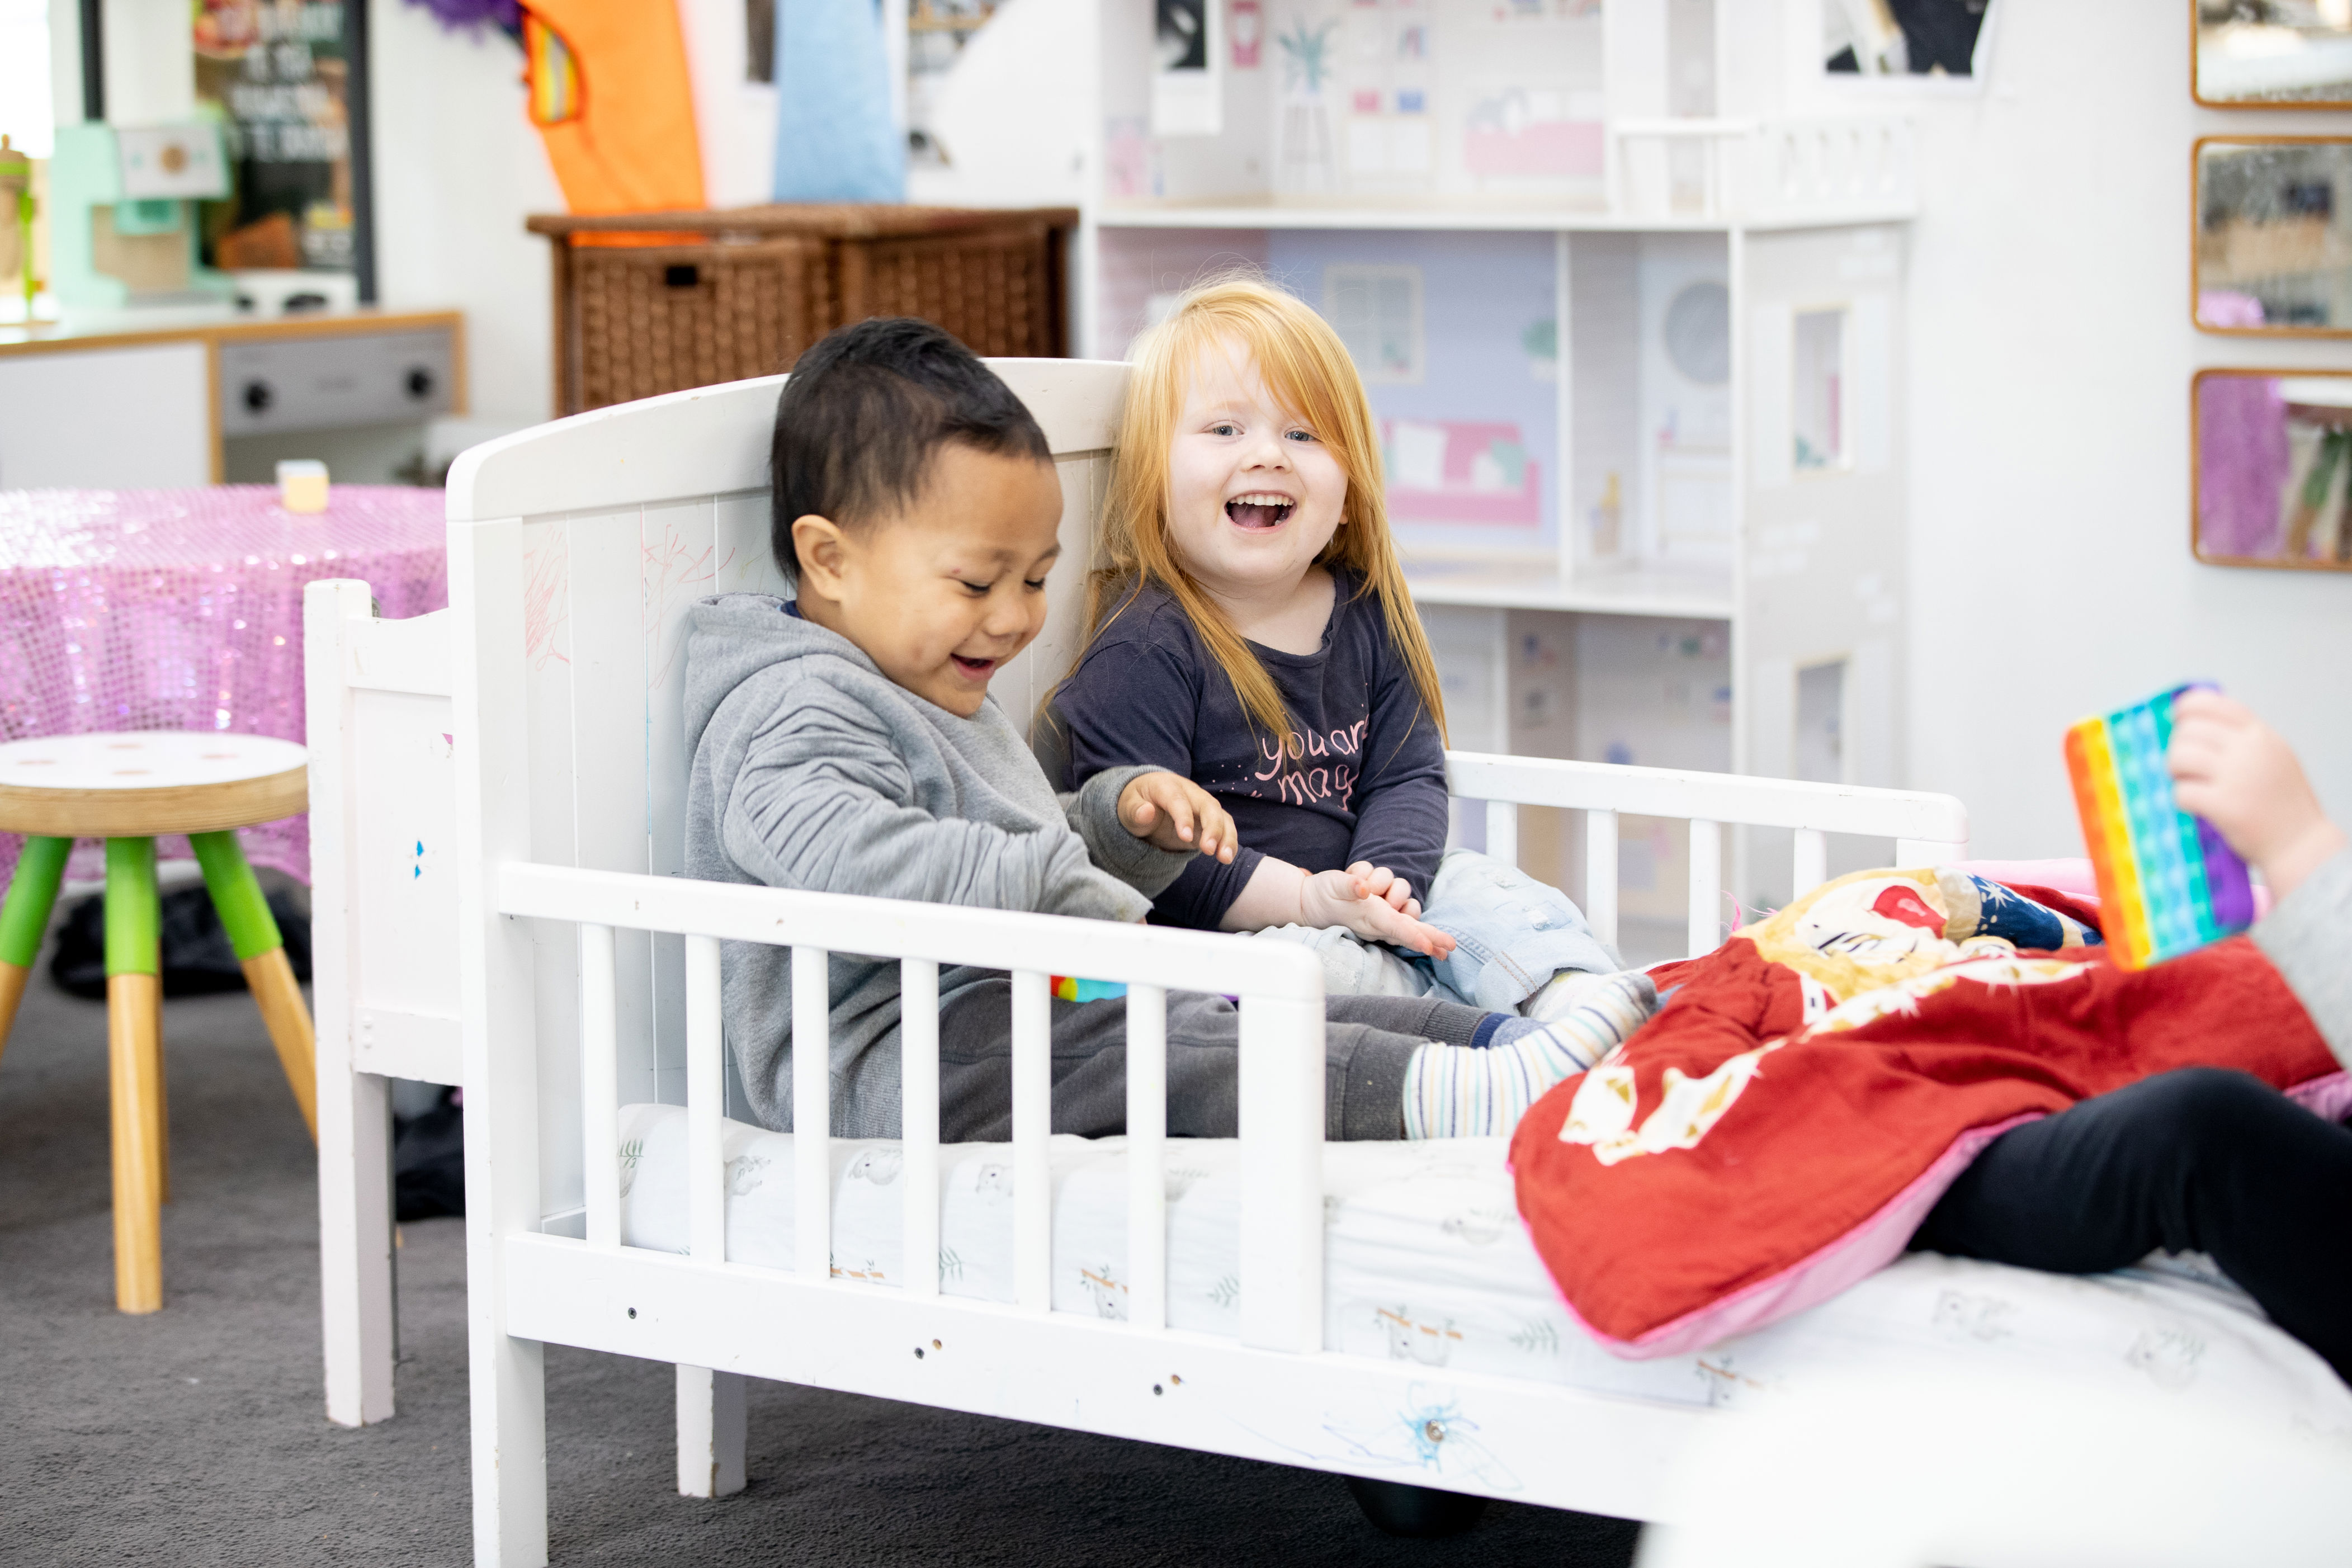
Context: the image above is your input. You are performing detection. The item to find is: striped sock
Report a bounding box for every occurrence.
[1402,970,1658,1139]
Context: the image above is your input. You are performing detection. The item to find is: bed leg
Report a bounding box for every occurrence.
[320,1066,396,1426]
[470,1326,549,1566]
[676,1364,748,1498]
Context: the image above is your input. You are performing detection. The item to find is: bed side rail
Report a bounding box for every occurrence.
[1444,751,1971,959]
[496,864,1329,1357]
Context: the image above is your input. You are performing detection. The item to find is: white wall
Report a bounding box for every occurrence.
[674,0,778,207]
[370,8,564,425]
[370,1,774,427]
[1885,1,2352,857]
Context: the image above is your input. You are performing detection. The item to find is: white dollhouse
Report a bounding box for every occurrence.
[1072,0,1916,952]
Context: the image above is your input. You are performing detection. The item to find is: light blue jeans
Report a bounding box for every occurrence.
[1253,849,1622,1012]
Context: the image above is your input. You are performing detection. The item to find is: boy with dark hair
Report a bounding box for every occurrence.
[682,318,1651,1141]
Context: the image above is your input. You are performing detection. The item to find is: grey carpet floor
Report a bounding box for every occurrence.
[0,947,1644,1566]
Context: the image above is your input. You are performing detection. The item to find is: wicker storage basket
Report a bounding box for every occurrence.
[531,205,1078,415]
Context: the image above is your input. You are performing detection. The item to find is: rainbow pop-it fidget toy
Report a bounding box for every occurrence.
[2063,684,2256,969]
[1051,976,1127,1003]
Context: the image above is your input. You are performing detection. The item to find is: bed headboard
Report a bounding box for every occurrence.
[443,361,1127,1210]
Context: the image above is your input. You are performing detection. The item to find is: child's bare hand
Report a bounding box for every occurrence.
[2169,689,2347,901]
[1301,868,1455,959]
[1118,771,1238,862]
[1345,861,1422,918]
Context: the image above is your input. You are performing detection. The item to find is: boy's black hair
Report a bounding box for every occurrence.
[769,317,1054,585]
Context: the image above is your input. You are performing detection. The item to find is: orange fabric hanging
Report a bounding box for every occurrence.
[519,0,705,245]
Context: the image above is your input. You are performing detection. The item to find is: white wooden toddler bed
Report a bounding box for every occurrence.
[308,361,2352,1566]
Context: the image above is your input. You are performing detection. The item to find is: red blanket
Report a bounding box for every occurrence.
[1509,869,2342,1358]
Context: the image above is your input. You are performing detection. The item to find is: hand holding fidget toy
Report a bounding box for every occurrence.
[2063,683,2256,970]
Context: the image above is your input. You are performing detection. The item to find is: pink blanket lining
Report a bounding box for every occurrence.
[1545,1069,2351,1360]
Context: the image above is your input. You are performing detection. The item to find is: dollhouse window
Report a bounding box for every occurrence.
[1323,263,1423,385]
[1792,308,1847,471]
[1795,659,1848,785]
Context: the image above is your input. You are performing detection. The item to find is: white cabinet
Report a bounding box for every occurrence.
[0,341,212,488]
[0,310,465,489]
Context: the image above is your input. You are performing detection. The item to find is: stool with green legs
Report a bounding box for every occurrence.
[0,731,315,1314]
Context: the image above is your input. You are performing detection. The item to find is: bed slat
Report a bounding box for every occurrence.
[1585,809,1619,951]
[580,923,621,1250]
[1125,984,1168,1331]
[685,935,724,1264]
[1012,969,1053,1315]
[1688,819,1722,959]
[1793,828,1828,900]
[1486,800,1519,871]
[792,946,831,1282]
[1897,836,1968,868]
[1237,993,1324,1354]
[900,959,941,1300]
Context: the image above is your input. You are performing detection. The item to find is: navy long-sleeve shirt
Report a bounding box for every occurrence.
[1053,574,1449,929]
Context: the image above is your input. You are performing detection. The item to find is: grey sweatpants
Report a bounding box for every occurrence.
[932,985,1493,1144]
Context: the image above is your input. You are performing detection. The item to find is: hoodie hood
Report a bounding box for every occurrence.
[684,592,879,764]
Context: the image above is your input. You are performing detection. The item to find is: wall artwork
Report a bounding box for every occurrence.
[1385,419,1541,525]
[1275,7,1341,195]
[1462,89,1601,182]
[2195,137,2352,337]
[1154,0,1224,136]
[1273,229,1556,548]
[1338,0,1434,189]
[1824,0,1991,78]
[195,0,360,276]
[2194,368,2352,572]
[1232,0,1264,66]
[2195,1,2352,107]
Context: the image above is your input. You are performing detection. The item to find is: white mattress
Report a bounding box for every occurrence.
[616,1104,2352,1432]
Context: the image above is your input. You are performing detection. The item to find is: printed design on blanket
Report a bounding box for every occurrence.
[1797,953,2095,1039]
[1558,1046,1780,1166]
[1746,868,2020,995]
[1510,868,2337,1360]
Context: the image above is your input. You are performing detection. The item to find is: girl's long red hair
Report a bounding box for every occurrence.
[1064,275,1447,753]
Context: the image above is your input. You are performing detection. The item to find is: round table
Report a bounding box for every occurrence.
[0,485,446,885]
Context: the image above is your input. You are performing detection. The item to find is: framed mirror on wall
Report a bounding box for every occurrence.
[2195,2,2352,107]
[2194,368,2352,570]
[2194,138,2352,336]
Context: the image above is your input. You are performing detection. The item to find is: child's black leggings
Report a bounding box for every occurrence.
[1911,1067,2352,1383]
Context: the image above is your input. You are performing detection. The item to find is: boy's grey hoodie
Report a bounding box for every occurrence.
[683,592,1193,1135]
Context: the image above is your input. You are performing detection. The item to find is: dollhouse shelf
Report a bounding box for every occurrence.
[1402,555,1734,620]
[1092,201,1918,234]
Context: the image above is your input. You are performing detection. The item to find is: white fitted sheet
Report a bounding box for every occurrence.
[615,1104,2352,1433]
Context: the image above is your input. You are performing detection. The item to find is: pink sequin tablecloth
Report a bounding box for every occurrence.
[0,486,447,885]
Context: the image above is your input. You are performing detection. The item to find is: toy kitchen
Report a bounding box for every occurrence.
[0,0,461,489]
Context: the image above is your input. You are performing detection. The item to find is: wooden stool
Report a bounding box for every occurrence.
[0,733,315,1314]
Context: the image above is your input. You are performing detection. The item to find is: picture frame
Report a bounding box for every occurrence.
[2193,2,2352,110]
[2192,136,2352,339]
[2191,366,2352,573]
